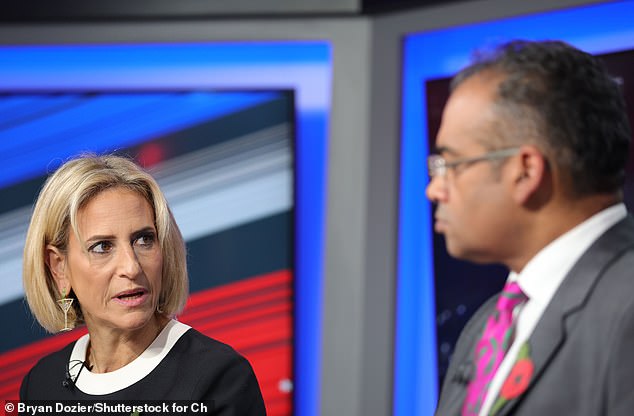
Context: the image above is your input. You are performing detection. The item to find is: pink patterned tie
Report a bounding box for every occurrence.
[462,281,527,416]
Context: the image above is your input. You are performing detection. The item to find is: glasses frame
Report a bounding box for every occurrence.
[427,147,521,178]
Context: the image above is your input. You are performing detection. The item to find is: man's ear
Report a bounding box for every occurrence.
[46,244,69,293]
[510,145,548,205]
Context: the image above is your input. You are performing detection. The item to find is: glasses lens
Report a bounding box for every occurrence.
[428,155,445,177]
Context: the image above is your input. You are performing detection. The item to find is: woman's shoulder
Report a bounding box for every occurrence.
[20,340,78,400]
[168,324,264,411]
[167,321,257,383]
[26,341,76,375]
[173,323,246,362]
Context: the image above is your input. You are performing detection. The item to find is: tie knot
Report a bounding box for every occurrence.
[497,281,527,313]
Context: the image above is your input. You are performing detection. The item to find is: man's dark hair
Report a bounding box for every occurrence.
[452,40,631,196]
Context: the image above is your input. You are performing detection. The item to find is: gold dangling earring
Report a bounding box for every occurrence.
[57,288,74,332]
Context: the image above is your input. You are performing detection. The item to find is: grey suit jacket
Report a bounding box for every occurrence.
[435,216,634,416]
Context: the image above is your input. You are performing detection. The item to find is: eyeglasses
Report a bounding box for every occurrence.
[428,147,520,178]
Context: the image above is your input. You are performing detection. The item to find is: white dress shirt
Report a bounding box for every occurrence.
[478,203,627,416]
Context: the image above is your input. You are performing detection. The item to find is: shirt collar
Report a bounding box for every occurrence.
[512,203,626,305]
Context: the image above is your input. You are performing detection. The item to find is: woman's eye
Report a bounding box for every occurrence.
[89,241,113,254]
[135,233,155,248]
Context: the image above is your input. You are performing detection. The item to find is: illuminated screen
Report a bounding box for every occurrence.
[0,42,331,416]
[0,89,294,412]
[396,2,634,415]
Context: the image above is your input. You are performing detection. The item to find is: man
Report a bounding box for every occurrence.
[429,40,634,416]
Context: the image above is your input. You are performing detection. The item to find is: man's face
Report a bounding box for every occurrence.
[426,75,518,264]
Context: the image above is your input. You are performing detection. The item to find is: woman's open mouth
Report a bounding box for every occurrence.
[113,288,149,307]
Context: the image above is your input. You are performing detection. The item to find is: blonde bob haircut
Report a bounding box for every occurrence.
[23,154,188,333]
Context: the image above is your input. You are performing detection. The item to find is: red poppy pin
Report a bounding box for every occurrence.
[489,342,534,415]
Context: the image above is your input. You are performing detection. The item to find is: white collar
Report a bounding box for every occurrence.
[514,203,626,307]
[69,319,191,395]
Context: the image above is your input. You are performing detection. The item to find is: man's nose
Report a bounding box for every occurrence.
[425,175,448,203]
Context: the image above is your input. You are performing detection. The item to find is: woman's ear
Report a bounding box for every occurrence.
[46,245,69,293]
[511,145,548,205]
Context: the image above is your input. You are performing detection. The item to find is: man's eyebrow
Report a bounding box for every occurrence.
[432,146,460,156]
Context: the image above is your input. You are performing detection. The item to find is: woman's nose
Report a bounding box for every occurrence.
[116,245,142,278]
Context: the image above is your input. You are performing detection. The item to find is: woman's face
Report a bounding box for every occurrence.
[50,187,163,333]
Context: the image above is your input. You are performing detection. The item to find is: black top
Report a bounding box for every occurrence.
[20,321,266,415]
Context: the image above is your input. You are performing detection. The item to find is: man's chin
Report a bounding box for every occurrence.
[444,244,463,259]
[444,239,475,262]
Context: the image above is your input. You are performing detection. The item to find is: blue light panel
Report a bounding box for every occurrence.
[396,2,634,415]
[0,41,331,416]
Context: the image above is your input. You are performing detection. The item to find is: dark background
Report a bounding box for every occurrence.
[0,0,471,21]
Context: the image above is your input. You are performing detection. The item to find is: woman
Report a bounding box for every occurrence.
[20,154,266,414]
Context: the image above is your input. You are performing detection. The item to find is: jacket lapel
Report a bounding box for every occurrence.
[491,216,634,416]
